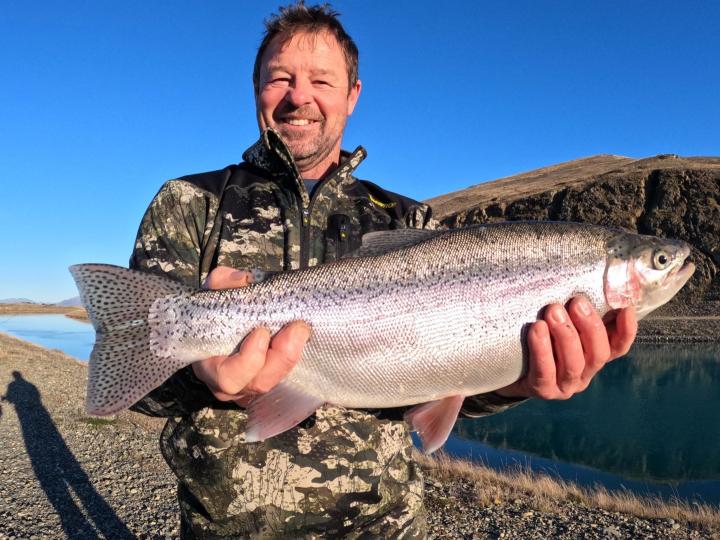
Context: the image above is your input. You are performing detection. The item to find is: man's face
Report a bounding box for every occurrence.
[256,30,361,177]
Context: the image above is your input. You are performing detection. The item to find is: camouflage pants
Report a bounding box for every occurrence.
[163,406,427,539]
[177,484,427,539]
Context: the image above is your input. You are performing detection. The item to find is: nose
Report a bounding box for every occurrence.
[285,79,312,107]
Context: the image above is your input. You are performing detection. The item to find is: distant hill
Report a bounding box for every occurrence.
[426,154,635,218]
[0,296,82,306]
[56,296,82,307]
[0,298,36,304]
[426,154,720,219]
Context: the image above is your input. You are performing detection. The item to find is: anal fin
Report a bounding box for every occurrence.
[245,382,324,443]
[404,395,465,454]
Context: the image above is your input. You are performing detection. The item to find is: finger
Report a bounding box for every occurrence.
[215,328,271,395]
[245,321,311,394]
[191,327,271,399]
[567,296,611,384]
[203,266,255,290]
[232,392,257,408]
[544,304,584,397]
[607,307,638,359]
[524,319,560,399]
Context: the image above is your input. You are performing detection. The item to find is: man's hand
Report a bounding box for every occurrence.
[496,296,638,400]
[191,266,311,406]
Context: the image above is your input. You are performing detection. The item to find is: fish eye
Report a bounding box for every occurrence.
[653,250,670,270]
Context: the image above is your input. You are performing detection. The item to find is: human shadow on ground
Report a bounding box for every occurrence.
[2,371,133,539]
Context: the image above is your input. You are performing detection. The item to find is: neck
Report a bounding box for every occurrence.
[298,161,336,180]
[296,151,341,180]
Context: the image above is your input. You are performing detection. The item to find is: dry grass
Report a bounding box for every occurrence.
[64,307,89,322]
[0,303,88,321]
[417,452,720,528]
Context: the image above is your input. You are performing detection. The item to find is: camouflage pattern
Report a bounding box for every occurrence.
[129,128,522,538]
[168,406,425,539]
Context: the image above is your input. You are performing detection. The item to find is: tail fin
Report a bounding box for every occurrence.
[69,264,193,415]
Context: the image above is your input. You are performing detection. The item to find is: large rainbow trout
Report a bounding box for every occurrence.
[70,222,694,453]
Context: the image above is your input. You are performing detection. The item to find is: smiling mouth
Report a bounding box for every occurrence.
[282,118,319,126]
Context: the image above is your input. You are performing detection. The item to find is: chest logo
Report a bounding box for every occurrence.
[369,194,396,209]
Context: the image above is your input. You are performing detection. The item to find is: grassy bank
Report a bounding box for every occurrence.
[417,453,720,530]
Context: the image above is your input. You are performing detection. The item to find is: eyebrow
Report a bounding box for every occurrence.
[265,65,337,77]
[309,68,334,76]
[265,64,291,73]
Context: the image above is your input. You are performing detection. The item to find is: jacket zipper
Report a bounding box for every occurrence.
[298,176,335,269]
[300,205,310,269]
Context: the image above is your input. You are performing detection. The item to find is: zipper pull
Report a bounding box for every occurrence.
[302,208,310,226]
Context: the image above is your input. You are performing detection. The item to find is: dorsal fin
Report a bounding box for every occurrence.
[351,229,441,258]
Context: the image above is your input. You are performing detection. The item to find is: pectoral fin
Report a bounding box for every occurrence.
[404,395,465,454]
[244,382,324,443]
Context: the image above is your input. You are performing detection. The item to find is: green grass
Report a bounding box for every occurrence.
[81,417,116,428]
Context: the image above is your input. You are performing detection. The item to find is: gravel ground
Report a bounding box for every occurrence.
[1,331,718,539]
[0,333,176,539]
[637,300,720,343]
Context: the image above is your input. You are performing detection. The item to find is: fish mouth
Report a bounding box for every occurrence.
[678,259,695,276]
[663,242,694,288]
[635,261,695,320]
[670,261,695,286]
[657,260,695,302]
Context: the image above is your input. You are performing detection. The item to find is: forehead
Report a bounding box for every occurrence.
[261,30,347,74]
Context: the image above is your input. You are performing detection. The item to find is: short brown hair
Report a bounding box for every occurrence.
[252,2,359,94]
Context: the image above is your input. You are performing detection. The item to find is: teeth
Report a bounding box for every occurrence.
[286,119,313,126]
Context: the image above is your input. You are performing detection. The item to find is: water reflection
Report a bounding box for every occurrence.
[454,343,720,486]
[0,314,94,360]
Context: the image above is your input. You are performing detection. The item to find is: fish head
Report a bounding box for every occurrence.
[605,233,695,320]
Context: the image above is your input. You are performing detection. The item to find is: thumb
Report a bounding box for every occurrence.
[203,266,260,290]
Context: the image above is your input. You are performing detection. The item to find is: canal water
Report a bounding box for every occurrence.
[0,313,94,360]
[450,342,720,504]
[1,314,718,503]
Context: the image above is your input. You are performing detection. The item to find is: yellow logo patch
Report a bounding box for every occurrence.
[369,194,396,209]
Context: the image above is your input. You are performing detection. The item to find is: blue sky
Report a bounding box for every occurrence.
[1,1,718,302]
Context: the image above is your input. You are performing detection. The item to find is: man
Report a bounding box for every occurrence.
[130,4,637,538]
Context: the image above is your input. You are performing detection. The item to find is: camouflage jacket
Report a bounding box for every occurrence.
[129,129,523,538]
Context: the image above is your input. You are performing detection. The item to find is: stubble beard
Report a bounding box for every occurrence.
[278,122,343,174]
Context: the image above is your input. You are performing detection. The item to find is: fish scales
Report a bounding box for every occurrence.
[149,223,613,408]
[71,220,694,451]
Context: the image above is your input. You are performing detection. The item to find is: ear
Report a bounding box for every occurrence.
[347,79,362,116]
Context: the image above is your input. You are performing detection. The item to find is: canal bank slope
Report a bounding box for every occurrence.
[1,332,718,539]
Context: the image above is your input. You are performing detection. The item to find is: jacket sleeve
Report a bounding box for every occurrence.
[403,202,440,231]
[128,180,222,417]
[460,392,527,418]
[405,202,529,418]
